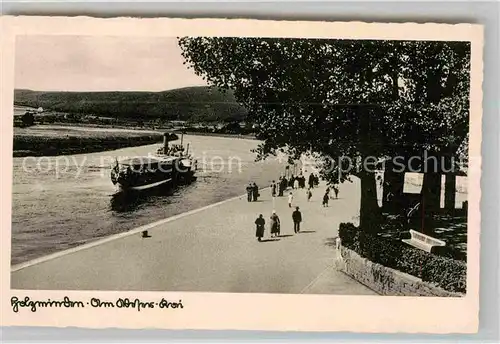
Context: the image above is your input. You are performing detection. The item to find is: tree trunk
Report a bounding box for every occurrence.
[357,106,381,232]
[382,164,405,214]
[444,173,457,211]
[359,171,382,232]
[419,172,441,234]
[421,172,441,211]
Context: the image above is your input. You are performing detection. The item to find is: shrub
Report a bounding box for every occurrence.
[338,223,466,293]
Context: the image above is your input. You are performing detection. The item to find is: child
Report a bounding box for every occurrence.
[307,188,312,202]
[322,192,329,207]
[288,191,294,208]
[333,186,339,199]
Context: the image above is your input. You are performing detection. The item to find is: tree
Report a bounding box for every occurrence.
[21,111,35,127]
[221,122,242,134]
[179,37,470,232]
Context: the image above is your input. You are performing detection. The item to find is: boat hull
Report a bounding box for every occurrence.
[115,177,173,192]
[111,158,195,192]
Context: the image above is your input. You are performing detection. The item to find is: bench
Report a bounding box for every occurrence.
[402,229,446,252]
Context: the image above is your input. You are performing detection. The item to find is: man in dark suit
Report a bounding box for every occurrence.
[246,183,253,202]
[292,206,302,233]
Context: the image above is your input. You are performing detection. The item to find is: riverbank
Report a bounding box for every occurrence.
[179,131,256,140]
[13,126,163,157]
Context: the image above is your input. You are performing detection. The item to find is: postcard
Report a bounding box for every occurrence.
[0,16,483,333]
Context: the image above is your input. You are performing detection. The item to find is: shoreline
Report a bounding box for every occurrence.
[34,122,257,139]
[179,131,256,140]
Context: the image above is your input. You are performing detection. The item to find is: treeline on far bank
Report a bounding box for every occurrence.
[14,86,249,124]
[13,131,163,157]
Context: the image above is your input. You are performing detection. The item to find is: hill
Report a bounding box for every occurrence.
[14,86,248,123]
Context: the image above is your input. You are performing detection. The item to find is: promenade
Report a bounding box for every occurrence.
[11,179,377,295]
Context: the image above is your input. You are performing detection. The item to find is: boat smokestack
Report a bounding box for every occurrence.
[163,132,169,152]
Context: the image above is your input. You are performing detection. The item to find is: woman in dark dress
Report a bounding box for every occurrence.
[270,211,281,237]
[255,214,265,241]
[270,180,277,197]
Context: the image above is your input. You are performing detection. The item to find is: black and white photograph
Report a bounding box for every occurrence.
[1,17,483,333]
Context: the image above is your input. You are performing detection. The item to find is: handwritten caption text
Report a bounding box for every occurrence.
[11,296,184,313]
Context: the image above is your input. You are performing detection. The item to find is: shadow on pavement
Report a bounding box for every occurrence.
[299,230,316,234]
[324,237,337,247]
[260,239,280,242]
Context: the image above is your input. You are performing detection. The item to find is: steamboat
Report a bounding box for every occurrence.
[111,132,197,192]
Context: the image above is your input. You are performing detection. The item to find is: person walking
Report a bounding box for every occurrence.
[288,191,294,208]
[307,188,313,202]
[246,183,253,202]
[252,182,259,202]
[312,173,319,187]
[293,177,299,190]
[308,174,314,189]
[280,177,287,196]
[271,180,277,198]
[333,185,339,199]
[322,191,329,207]
[255,214,265,242]
[270,210,281,238]
[292,206,302,233]
[299,175,306,188]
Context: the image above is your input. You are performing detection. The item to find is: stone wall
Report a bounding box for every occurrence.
[335,246,464,297]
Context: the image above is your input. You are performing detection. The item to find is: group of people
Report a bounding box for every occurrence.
[245,182,260,202]
[249,172,340,242]
[270,176,291,197]
[254,206,303,241]
[307,173,320,189]
[269,172,320,198]
[322,185,339,207]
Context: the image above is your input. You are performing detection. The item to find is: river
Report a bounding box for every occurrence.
[11,135,285,265]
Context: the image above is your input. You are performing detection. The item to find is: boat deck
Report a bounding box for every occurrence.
[118,156,179,166]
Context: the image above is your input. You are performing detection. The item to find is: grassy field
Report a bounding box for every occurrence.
[14,126,163,157]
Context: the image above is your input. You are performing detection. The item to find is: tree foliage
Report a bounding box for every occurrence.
[179,37,470,230]
[179,37,469,169]
[14,87,247,123]
[21,112,35,127]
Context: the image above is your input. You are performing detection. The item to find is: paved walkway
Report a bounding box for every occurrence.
[11,179,377,295]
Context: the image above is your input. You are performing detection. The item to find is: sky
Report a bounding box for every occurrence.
[15,36,208,92]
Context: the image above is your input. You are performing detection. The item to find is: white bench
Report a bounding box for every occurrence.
[402,229,446,252]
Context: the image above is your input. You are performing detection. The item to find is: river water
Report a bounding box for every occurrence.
[11,135,285,265]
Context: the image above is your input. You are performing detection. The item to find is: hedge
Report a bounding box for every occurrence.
[338,223,466,294]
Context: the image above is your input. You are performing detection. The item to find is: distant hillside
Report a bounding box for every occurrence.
[14,86,248,123]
